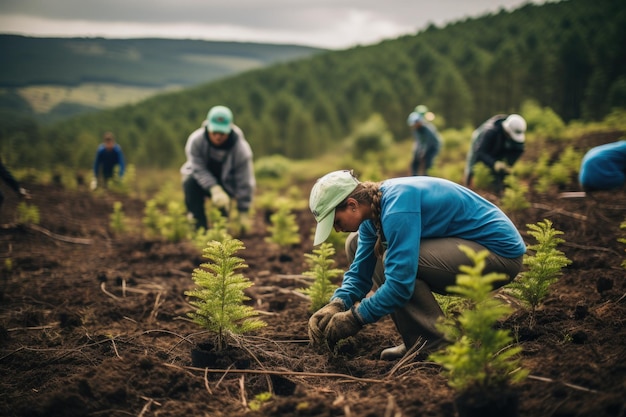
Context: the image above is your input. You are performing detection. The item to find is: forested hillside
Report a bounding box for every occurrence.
[2,0,625,171]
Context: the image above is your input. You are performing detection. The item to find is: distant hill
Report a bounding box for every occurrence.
[0,35,324,88]
[0,35,325,121]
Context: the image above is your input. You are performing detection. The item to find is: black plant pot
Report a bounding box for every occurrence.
[454,387,519,417]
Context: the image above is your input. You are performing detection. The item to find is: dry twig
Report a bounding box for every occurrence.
[164,363,383,384]
[28,224,93,244]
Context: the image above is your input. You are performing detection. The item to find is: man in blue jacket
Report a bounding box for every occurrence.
[180,105,255,233]
[92,132,126,190]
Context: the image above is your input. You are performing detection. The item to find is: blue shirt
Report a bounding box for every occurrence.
[333,176,526,323]
[93,144,125,179]
[579,140,626,190]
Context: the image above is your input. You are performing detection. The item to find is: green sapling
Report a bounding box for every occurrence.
[429,245,528,392]
[506,219,571,327]
[299,243,342,312]
[265,206,300,247]
[185,237,266,351]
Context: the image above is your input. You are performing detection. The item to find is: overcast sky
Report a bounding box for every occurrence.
[0,0,551,50]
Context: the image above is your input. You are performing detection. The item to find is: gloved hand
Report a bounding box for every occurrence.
[494,161,511,174]
[18,187,31,199]
[90,179,98,191]
[210,185,230,209]
[324,306,364,349]
[239,212,252,234]
[308,299,345,345]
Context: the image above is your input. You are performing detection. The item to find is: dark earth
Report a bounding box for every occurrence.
[1,132,625,417]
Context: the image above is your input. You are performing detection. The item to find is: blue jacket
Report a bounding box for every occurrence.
[332,176,526,324]
[407,112,442,155]
[579,140,626,190]
[93,144,125,179]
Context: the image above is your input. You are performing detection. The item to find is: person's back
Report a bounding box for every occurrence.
[579,140,626,191]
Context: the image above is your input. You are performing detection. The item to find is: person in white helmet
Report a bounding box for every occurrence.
[464,114,526,194]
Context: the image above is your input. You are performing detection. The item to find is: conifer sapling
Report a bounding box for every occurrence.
[299,243,342,312]
[429,245,528,392]
[185,238,265,351]
[506,219,571,327]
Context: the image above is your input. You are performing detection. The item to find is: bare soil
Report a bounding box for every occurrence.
[1,132,625,417]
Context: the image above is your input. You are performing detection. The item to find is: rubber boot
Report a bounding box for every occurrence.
[380,343,407,360]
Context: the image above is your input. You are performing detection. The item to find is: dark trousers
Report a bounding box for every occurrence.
[183,176,228,230]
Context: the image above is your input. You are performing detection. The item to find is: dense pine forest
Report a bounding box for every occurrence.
[1,0,625,171]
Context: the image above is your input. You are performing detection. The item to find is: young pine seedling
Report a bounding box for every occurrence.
[185,237,265,352]
[429,245,528,393]
[299,242,342,312]
[159,201,191,243]
[109,201,127,233]
[500,175,530,212]
[265,205,300,247]
[142,199,161,236]
[506,219,571,328]
[16,202,40,225]
[190,207,232,251]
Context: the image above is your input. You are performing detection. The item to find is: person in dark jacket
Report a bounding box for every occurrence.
[180,105,255,232]
[579,140,626,192]
[0,156,30,213]
[464,114,526,193]
[92,132,126,190]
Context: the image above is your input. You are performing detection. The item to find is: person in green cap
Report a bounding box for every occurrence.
[307,170,525,360]
[180,105,255,234]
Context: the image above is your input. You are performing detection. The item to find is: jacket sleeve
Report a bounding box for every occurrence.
[231,133,256,213]
[0,159,21,194]
[184,129,219,191]
[116,146,126,177]
[332,221,379,309]
[93,147,102,177]
[473,128,499,168]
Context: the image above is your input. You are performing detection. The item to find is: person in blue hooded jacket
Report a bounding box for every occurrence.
[92,132,126,190]
[406,110,442,176]
[307,170,526,360]
[579,140,626,192]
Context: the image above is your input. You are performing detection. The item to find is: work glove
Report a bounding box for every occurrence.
[239,212,252,235]
[210,185,230,209]
[308,299,345,346]
[494,161,511,174]
[90,179,98,191]
[324,306,364,349]
[18,187,31,199]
